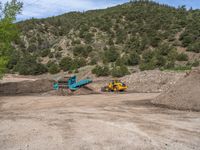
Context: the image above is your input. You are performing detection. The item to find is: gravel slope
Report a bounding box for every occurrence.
[152,68,200,111]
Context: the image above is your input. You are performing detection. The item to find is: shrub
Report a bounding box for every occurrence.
[150,36,161,47]
[166,48,178,62]
[84,33,93,44]
[115,58,125,66]
[111,65,129,77]
[108,38,114,45]
[139,60,157,71]
[7,52,20,70]
[164,61,175,69]
[14,55,48,75]
[191,60,200,67]
[74,69,79,73]
[48,52,54,58]
[40,49,50,57]
[176,53,188,61]
[92,65,110,77]
[55,52,62,59]
[127,52,140,66]
[35,63,48,74]
[156,55,166,67]
[89,58,98,65]
[74,57,87,68]
[57,46,63,51]
[181,35,193,47]
[104,47,119,62]
[142,50,155,63]
[156,44,172,56]
[170,65,192,71]
[59,57,73,71]
[46,60,54,68]
[73,45,93,58]
[187,42,200,53]
[72,39,81,45]
[48,63,60,74]
[28,44,37,53]
[139,50,157,70]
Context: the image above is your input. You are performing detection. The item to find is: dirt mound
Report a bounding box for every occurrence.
[0,79,54,96]
[152,68,200,111]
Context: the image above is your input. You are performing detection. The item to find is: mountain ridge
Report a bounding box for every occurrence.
[9,0,200,76]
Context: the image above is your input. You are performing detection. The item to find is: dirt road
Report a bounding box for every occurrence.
[0,93,200,150]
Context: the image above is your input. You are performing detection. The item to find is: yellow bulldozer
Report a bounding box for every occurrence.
[101,80,128,92]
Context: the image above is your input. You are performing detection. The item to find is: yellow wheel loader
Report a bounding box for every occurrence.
[101,80,128,92]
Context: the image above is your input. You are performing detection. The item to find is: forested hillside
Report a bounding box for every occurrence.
[10,0,200,77]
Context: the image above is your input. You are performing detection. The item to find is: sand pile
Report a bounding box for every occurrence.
[0,79,54,96]
[152,68,200,111]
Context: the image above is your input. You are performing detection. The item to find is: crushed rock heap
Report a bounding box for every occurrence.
[152,67,200,111]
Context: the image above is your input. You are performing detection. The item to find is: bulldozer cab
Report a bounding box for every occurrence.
[111,80,124,86]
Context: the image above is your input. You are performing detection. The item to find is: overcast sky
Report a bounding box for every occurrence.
[1,0,200,21]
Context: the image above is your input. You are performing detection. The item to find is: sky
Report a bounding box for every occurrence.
[1,0,200,21]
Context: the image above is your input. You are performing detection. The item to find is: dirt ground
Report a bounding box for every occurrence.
[0,93,200,150]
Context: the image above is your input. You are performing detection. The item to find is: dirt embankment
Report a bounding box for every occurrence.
[152,67,200,111]
[0,79,54,96]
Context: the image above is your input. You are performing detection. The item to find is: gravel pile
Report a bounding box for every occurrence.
[152,68,200,111]
[121,70,185,93]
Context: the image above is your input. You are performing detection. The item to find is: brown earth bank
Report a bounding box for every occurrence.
[0,79,54,96]
[0,93,200,150]
[152,67,200,111]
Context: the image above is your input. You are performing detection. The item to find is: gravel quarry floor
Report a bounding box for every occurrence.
[0,93,200,150]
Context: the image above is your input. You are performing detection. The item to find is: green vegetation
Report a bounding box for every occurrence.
[104,47,119,63]
[4,0,200,76]
[73,45,93,58]
[111,65,130,77]
[92,64,129,77]
[59,56,87,72]
[0,0,23,78]
[176,53,188,61]
[92,65,110,77]
[191,60,200,67]
[127,52,141,66]
[59,57,73,71]
[14,54,47,75]
[48,62,60,74]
